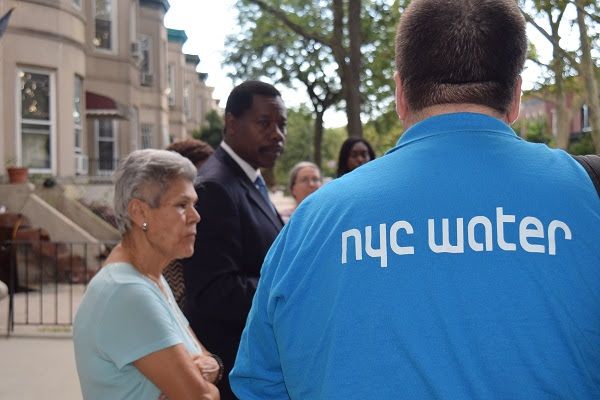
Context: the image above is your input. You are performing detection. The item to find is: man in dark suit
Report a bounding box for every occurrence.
[182,81,286,399]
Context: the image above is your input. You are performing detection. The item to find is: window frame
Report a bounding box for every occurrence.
[141,123,154,149]
[582,104,591,133]
[139,34,153,86]
[74,75,83,154]
[167,63,175,107]
[16,67,56,174]
[94,119,118,176]
[93,0,118,53]
[139,34,152,75]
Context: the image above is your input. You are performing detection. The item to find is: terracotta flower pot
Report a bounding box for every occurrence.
[6,167,29,184]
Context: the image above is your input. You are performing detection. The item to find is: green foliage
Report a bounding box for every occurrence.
[363,107,404,156]
[273,106,346,188]
[224,0,404,127]
[568,132,596,155]
[225,0,345,165]
[321,127,346,178]
[361,0,404,116]
[193,110,223,148]
[274,106,314,187]
[518,118,552,145]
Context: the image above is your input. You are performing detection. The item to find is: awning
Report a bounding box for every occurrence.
[86,91,128,119]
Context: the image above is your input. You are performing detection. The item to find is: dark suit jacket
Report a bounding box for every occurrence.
[182,147,283,399]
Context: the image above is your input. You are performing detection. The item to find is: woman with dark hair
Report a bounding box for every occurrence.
[167,139,214,171]
[336,138,376,177]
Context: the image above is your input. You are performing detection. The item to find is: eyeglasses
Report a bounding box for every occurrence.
[296,177,322,185]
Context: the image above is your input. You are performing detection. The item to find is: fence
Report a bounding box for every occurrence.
[3,240,117,336]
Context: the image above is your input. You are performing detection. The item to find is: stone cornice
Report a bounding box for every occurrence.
[167,28,187,44]
[184,53,200,66]
[139,0,170,13]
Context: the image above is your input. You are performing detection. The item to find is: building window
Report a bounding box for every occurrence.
[167,64,175,107]
[183,83,191,118]
[94,0,115,50]
[141,124,153,149]
[74,75,83,153]
[582,104,591,132]
[130,107,140,150]
[72,0,82,9]
[140,35,153,86]
[19,69,54,171]
[96,119,117,174]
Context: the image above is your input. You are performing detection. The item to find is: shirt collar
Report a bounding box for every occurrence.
[220,141,261,183]
[387,112,519,155]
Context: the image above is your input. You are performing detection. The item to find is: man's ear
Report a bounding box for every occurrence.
[224,112,237,138]
[507,76,522,124]
[394,72,409,122]
[127,198,148,230]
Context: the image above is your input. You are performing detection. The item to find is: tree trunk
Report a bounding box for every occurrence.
[346,0,363,138]
[575,0,600,152]
[313,111,324,168]
[553,63,571,150]
[247,0,364,138]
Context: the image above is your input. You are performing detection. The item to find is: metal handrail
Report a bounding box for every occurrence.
[4,240,117,336]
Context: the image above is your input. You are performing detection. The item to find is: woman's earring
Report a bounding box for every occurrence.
[142,222,148,232]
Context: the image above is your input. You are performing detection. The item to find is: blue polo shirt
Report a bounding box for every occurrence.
[231,113,600,399]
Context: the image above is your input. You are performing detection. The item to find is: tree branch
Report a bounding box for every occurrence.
[521,9,579,69]
[566,0,600,23]
[245,0,334,49]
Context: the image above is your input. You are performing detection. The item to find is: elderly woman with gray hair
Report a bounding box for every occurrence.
[74,149,220,400]
[280,161,323,223]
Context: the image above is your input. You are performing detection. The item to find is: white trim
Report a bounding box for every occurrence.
[87,109,121,116]
[93,0,118,54]
[74,75,83,153]
[16,67,56,175]
[167,63,175,106]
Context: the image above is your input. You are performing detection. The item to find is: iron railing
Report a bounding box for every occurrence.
[3,240,117,336]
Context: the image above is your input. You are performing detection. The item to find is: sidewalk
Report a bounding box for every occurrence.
[0,293,82,400]
[0,192,294,399]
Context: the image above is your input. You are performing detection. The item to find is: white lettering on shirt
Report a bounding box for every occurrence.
[340,207,572,267]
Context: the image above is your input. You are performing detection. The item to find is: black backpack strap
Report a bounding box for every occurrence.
[573,154,600,198]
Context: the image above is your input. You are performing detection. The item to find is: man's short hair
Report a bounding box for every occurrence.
[395,0,527,114]
[225,80,282,118]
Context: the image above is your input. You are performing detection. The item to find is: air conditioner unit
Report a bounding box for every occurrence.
[131,41,142,61]
[75,154,89,175]
[141,72,154,87]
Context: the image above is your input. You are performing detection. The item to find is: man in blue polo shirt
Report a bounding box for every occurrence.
[230,0,600,398]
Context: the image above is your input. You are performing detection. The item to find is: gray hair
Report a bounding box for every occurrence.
[288,161,320,192]
[113,149,197,234]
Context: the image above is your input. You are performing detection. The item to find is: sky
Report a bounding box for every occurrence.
[164,1,583,128]
[164,0,237,104]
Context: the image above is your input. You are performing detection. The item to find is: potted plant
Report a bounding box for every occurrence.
[5,158,29,184]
